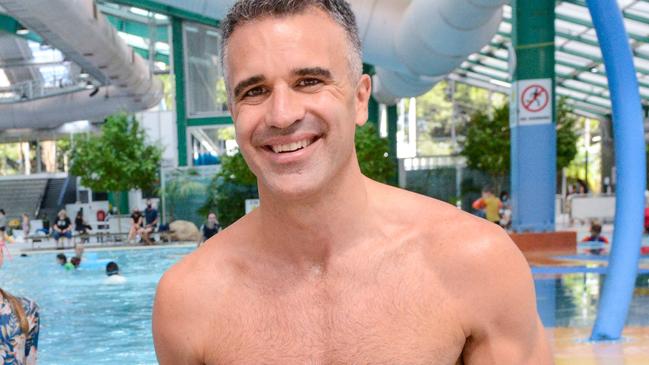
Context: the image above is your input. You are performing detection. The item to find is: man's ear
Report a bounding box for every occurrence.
[355,74,372,127]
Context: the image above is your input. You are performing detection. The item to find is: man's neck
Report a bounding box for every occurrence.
[256,166,372,270]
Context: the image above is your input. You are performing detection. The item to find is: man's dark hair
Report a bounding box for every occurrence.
[221,0,362,85]
[106,261,119,276]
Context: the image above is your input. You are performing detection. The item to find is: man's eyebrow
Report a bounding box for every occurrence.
[293,67,332,79]
[233,75,266,99]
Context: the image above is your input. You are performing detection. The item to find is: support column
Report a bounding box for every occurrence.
[600,116,615,193]
[22,142,31,175]
[387,105,399,186]
[172,17,188,166]
[510,0,556,232]
[36,140,42,174]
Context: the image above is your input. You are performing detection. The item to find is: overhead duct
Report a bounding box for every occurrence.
[0,0,163,128]
[0,86,157,129]
[350,0,506,104]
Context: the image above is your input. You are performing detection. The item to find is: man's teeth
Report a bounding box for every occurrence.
[271,139,312,153]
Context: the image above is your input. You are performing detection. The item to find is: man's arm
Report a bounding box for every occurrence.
[152,211,159,226]
[153,270,203,365]
[460,225,553,364]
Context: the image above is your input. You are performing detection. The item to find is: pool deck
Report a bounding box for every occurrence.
[523,223,649,363]
[3,238,196,256]
[549,327,649,365]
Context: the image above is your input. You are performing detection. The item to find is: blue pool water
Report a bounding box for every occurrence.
[1,246,649,364]
[0,246,193,365]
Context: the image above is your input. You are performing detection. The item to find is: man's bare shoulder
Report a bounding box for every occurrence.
[370,182,549,361]
[368,179,527,290]
[153,214,258,362]
[158,212,257,296]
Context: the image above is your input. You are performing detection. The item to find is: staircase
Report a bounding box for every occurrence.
[0,178,48,221]
[38,176,77,221]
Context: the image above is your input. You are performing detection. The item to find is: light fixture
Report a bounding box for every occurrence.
[489,79,511,88]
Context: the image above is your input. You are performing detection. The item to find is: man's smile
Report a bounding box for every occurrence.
[268,137,317,153]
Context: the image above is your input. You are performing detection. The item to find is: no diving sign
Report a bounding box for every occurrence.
[515,78,552,126]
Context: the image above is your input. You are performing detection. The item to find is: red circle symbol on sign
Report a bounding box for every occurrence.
[521,84,549,113]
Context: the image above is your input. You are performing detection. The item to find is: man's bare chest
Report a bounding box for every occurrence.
[203,272,466,365]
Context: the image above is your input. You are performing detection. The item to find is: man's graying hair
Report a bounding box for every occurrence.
[221,0,363,83]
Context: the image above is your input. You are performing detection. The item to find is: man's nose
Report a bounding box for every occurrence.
[265,85,305,129]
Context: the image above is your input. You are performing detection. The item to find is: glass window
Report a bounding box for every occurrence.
[183,22,228,117]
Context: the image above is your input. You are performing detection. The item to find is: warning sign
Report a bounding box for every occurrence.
[515,78,552,126]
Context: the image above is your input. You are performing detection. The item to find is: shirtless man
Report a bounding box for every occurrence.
[153,1,553,363]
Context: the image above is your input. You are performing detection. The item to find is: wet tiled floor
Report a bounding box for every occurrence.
[549,327,649,364]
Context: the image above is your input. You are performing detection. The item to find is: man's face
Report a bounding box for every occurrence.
[225,8,371,198]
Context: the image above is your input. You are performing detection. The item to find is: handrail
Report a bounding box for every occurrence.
[57,177,69,209]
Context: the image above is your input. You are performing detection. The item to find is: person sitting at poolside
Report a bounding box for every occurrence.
[52,210,73,250]
[128,208,143,245]
[74,210,92,244]
[104,261,127,285]
[1,249,40,364]
[581,221,609,255]
[139,199,158,246]
[200,212,221,246]
[21,213,30,241]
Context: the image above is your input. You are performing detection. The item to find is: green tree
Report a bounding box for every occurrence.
[460,103,510,189]
[201,123,395,227]
[556,98,579,171]
[355,123,394,184]
[461,98,579,188]
[0,143,21,175]
[70,113,162,210]
[199,152,258,227]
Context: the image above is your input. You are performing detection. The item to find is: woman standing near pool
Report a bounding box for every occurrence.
[0,250,40,364]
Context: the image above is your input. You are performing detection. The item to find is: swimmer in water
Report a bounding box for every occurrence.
[153,1,552,363]
[57,253,74,271]
[70,256,81,269]
[104,261,127,284]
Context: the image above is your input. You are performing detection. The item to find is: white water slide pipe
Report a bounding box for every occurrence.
[0,0,163,129]
[350,0,506,104]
